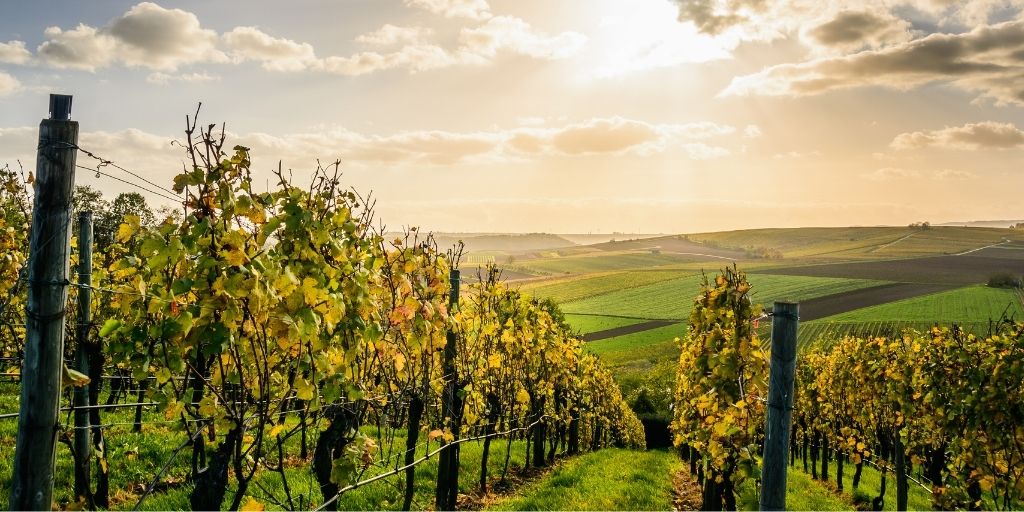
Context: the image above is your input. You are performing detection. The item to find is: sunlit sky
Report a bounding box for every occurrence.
[1,0,1023,233]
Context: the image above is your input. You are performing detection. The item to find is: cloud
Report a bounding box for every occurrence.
[18,2,582,78]
[547,118,660,155]
[891,121,1024,150]
[0,41,31,65]
[673,0,764,36]
[934,169,976,180]
[403,0,492,20]
[36,2,225,71]
[863,167,978,181]
[743,124,763,138]
[0,72,20,96]
[40,3,226,72]
[223,26,318,71]
[503,117,737,157]
[145,71,218,84]
[720,20,1024,104]
[355,25,434,46]
[459,16,587,60]
[863,167,922,180]
[803,10,912,51]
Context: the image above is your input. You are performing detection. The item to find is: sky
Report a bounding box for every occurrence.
[1,0,1023,233]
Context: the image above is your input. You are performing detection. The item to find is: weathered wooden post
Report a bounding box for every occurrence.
[759,302,799,511]
[435,268,460,511]
[10,94,78,510]
[73,211,93,507]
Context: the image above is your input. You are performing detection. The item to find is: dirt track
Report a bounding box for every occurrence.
[795,282,954,321]
[755,254,1024,286]
[582,320,676,342]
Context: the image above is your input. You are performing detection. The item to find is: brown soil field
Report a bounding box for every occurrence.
[796,283,954,321]
[582,320,676,342]
[754,254,1024,286]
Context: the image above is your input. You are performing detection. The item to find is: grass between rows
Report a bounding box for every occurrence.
[489,448,680,511]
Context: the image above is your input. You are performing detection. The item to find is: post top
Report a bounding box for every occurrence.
[49,94,73,120]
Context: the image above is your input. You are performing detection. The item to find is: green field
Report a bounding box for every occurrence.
[521,270,689,303]
[564,314,641,334]
[491,448,680,511]
[563,274,887,320]
[686,226,1019,260]
[796,285,1024,348]
[823,285,1024,323]
[510,252,701,275]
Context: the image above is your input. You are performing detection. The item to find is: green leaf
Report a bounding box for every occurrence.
[99,319,122,337]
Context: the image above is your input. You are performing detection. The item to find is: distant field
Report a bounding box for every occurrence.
[521,270,688,303]
[797,285,1024,348]
[586,323,684,379]
[824,285,1024,323]
[758,253,1024,286]
[564,314,641,335]
[510,252,709,275]
[563,274,887,320]
[686,226,1020,260]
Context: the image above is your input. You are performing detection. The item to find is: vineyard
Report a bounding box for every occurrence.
[0,106,643,510]
[3,99,1024,512]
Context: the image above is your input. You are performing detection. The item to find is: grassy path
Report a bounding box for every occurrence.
[489,449,680,511]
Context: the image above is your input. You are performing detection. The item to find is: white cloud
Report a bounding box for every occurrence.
[223,26,318,72]
[460,16,587,60]
[892,121,1024,150]
[0,72,20,96]
[403,0,492,20]
[743,124,762,138]
[0,41,32,65]
[935,169,976,180]
[863,167,978,181]
[355,25,435,46]
[36,2,226,71]
[720,19,1024,105]
[145,71,218,85]
[863,167,921,180]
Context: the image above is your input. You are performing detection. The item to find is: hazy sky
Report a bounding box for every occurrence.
[1,0,1023,233]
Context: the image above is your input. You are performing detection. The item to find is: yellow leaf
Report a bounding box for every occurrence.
[295,377,315,401]
[240,497,265,511]
[516,389,530,404]
[487,354,501,369]
[269,424,284,438]
[428,429,444,442]
[61,365,90,389]
[394,353,406,372]
[979,475,995,492]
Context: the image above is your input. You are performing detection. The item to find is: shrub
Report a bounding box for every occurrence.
[988,272,1022,289]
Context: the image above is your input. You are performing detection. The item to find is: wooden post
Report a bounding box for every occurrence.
[10,94,78,510]
[73,211,93,507]
[759,302,799,512]
[435,269,460,511]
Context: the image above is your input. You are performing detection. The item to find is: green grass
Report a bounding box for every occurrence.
[586,323,685,382]
[786,455,933,512]
[565,314,642,334]
[490,448,680,511]
[0,382,537,510]
[735,464,852,511]
[824,285,1024,323]
[522,270,689,303]
[797,285,1024,348]
[563,274,887,320]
